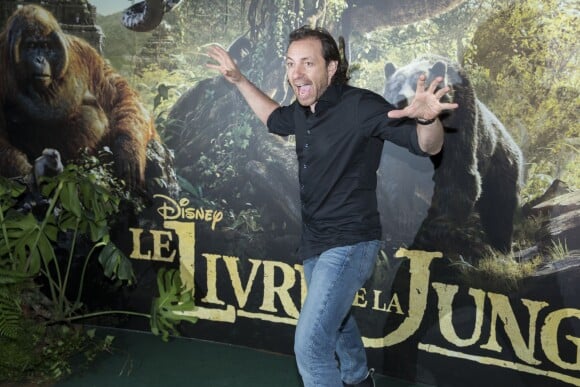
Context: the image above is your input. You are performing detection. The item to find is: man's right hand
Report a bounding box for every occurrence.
[205,44,280,125]
[206,45,244,84]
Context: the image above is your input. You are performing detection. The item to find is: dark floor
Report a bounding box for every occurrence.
[54,327,433,387]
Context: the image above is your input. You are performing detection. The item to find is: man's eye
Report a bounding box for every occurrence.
[286,62,294,68]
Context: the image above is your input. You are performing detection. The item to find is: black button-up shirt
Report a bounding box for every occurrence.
[267,84,427,260]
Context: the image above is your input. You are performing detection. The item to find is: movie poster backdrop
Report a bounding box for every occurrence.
[0,1,578,386]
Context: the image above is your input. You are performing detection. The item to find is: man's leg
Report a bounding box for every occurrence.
[294,240,380,387]
[337,313,372,385]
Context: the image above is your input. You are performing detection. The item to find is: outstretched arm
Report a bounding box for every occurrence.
[388,74,458,155]
[206,44,280,126]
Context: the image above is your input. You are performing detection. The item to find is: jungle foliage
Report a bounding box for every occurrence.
[0,153,196,383]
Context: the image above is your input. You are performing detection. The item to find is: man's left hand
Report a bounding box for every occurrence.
[387,74,458,120]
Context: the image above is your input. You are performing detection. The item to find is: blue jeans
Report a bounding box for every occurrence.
[294,240,381,387]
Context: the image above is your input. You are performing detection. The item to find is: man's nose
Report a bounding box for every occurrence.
[291,64,304,79]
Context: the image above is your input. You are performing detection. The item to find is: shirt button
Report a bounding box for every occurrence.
[303,164,308,169]
[304,143,309,149]
[307,130,311,135]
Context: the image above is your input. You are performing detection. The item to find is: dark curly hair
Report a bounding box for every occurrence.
[288,26,350,85]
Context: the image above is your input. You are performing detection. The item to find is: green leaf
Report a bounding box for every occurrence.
[60,181,82,218]
[98,244,117,278]
[98,243,135,283]
[37,232,56,266]
[0,287,22,339]
[0,269,31,284]
[58,212,79,231]
[116,256,135,282]
[0,177,26,199]
[1,213,51,275]
[88,219,107,242]
[150,268,197,341]
[44,222,59,242]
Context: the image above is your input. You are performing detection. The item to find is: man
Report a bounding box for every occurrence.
[207,26,457,387]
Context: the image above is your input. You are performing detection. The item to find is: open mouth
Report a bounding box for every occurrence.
[296,84,312,98]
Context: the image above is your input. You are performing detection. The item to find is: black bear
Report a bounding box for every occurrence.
[382,56,524,259]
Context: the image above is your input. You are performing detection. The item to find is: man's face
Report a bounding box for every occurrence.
[286,38,337,111]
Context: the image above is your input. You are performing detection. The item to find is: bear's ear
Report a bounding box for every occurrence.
[384,63,396,80]
[430,61,447,79]
[426,61,448,91]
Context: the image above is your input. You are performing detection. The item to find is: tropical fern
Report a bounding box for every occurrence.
[0,285,23,339]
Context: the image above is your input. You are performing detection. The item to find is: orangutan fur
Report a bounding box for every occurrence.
[0,4,158,188]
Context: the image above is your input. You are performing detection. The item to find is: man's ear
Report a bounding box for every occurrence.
[327,60,338,79]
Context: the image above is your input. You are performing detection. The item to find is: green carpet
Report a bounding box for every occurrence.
[55,327,432,387]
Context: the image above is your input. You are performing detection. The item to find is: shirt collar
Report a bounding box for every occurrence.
[315,83,341,112]
[299,83,342,115]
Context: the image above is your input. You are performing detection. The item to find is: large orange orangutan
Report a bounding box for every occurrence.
[0,5,157,188]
